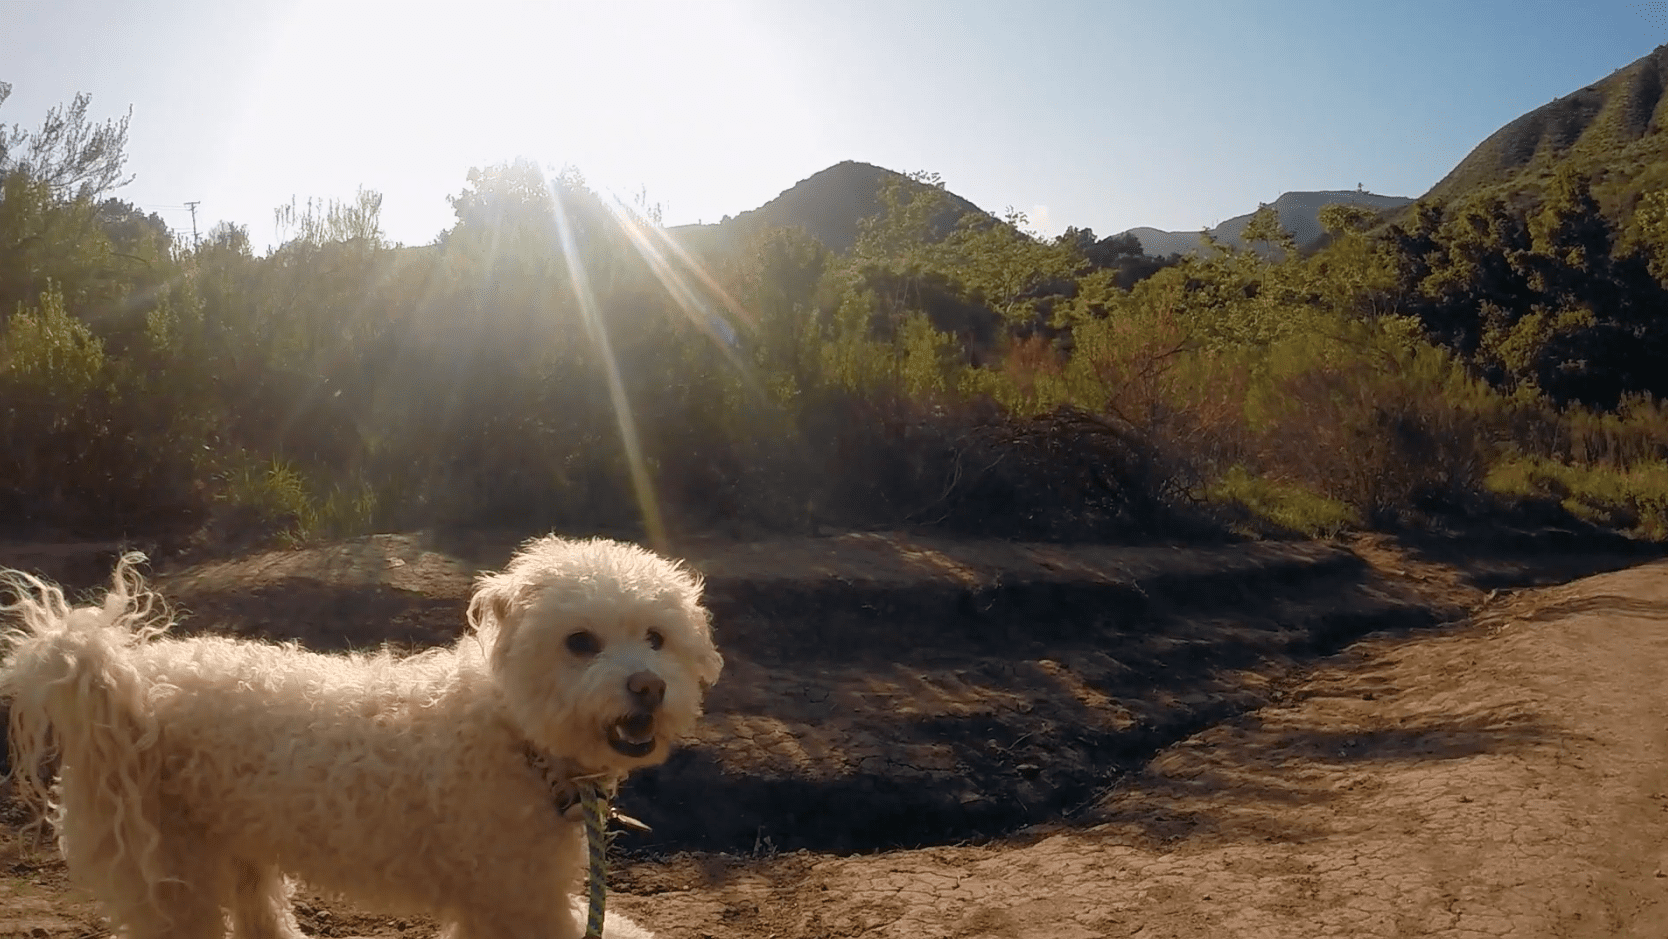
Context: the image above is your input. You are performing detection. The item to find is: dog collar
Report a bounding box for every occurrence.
[522,746,649,832]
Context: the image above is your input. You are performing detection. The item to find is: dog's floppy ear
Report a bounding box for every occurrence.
[693,610,724,690]
[696,648,724,691]
[467,573,528,667]
[466,581,513,631]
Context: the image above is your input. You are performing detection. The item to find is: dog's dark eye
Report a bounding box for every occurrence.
[646,629,664,651]
[565,631,601,656]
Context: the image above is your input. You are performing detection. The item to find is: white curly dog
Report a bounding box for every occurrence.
[0,536,723,939]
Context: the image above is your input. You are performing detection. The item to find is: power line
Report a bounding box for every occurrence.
[184,200,200,249]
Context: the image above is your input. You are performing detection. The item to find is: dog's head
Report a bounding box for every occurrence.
[467,536,722,773]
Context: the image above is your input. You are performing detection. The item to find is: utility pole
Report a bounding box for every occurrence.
[184,201,201,249]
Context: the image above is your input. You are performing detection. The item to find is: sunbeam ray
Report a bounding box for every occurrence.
[608,195,758,332]
[548,178,667,552]
[602,198,752,372]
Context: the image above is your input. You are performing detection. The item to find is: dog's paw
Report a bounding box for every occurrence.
[603,910,656,939]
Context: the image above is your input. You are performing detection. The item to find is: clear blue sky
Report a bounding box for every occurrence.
[2,0,1663,249]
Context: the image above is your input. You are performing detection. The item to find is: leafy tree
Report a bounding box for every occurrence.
[0,283,110,527]
[1526,167,1612,301]
[0,102,174,362]
[852,170,961,264]
[96,198,172,255]
[1316,203,1379,237]
[1621,189,1668,286]
[1241,204,1296,257]
[1303,203,1400,320]
[274,188,386,248]
[1055,228,1180,290]
[0,83,132,199]
[1372,171,1668,407]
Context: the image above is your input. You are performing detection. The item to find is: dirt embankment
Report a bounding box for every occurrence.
[3,527,1654,855]
[2,526,1663,939]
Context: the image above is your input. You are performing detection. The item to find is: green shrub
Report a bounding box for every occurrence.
[1486,455,1668,540]
[0,284,113,528]
[1245,317,1502,521]
[8,134,1668,545]
[216,458,381,546]
[1208,465,1360,538]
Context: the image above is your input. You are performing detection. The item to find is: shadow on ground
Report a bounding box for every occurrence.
[0,525,1642,856]
[1081,699,1553,848]
[1395,518,1664,591]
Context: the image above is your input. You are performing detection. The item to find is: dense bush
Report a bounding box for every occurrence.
[4,91,1668,546]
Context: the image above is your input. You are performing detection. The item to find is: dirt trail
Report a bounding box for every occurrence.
[3,535,1666,938]
[610,560,1668,938]
[5,532,1457,854]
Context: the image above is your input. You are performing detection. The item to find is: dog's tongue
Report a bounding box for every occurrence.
[619,712,655,740]
[607,713,657,757]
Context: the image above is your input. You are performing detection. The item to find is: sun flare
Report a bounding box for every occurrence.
[227,0,815,246]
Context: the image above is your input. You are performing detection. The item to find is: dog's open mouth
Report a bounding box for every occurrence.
[606,712,657,758]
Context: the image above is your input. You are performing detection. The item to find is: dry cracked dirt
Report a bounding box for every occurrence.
[2,526,1666,938]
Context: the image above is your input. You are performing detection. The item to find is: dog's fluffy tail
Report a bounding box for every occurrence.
[1,553,169,894]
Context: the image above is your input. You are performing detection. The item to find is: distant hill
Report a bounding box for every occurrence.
[1121,189,1414,258]
[670,160,988,254]
[665,43,1668,265]
[668,166,1421,265]
[1422,44,1668,209]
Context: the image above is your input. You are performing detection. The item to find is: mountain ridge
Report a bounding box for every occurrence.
[1120,189,1415,258]
[670,160,985,253]
[671,41,1668,261]
[1422,43,1668,207]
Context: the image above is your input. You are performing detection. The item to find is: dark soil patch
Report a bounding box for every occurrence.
[1391,517,1665,590]
[169,583,466,652]
[2,528,1660,859]
[615,565,1445,854]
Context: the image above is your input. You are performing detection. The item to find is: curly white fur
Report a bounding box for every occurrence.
[1,536,722,939]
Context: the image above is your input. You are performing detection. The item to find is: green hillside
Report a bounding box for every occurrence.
[1424,44,1668,214]
[671,160,987,254]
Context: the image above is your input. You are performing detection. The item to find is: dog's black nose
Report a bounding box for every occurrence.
[627,670,666,708]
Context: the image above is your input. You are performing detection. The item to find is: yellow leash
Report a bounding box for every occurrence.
[525,746,650,938]
[580,781,610,939]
